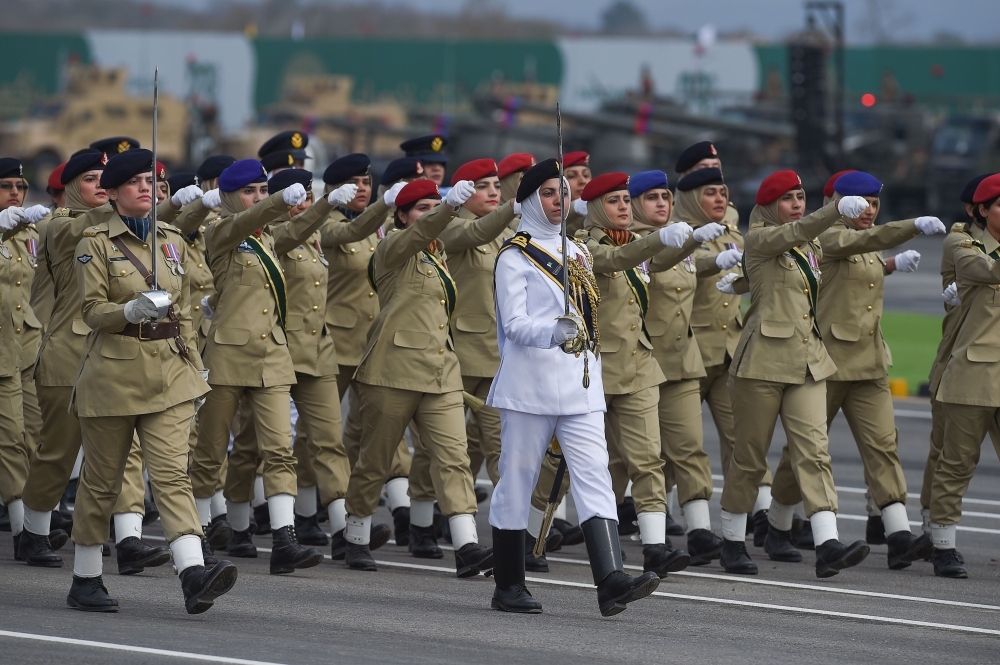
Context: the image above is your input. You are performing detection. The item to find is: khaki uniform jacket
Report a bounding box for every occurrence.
[6,224,43,369]
[202,192,295,388]
[437,201,516,378]
[321,201,391,367]
[731,204,841,383]
[30,214,55,328]
[816,217,920,381]
[170,200,217,340]
[937,231,1000,407]
[691,221,744,366]
[35,205,116,387]
[0,236,17,377]
[355,203,461,394]
[928,223,981,394]
[73,216,208,417]
[640,228,706,381]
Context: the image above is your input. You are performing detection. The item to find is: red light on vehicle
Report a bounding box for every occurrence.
[861,93,876,107]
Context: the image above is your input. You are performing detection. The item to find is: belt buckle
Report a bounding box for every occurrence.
[137,321,153,341]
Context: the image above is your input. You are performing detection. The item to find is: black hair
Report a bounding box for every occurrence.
[975,196,998,227]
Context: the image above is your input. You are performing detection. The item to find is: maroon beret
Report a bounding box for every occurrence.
[756,170,803,205]
[581,172,629,202]
[498,153,536,180]
[394,179,441,208]
[450,158,497,187]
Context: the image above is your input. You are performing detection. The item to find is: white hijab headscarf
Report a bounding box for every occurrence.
[516,176,570,241]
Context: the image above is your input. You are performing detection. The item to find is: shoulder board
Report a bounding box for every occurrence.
[959,240,977,249]
[750,221,765,230]
[728,201,736,208]
[951,222,969,233]
[82,223,109,237]
[158,222,184,237]
[52,208,70,218]
[573,228,588,239]
[725,222,738,231]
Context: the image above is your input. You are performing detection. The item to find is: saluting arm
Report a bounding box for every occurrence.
[156,199,179,225]
[745,202,840,259]
[378,203,457,271]
[204,192,286,255]
[495,251,559,349]
[75,236,129,333]
[171,199,214,235]
[437,201,516,252]
[587,230,667,273]
[318,199,390,249]
[272,198,334,255]
[954,245,1000,286]
[648,235,700,273]
[820,219,920,259]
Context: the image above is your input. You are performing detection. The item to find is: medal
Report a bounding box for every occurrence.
[26,238,37,257]
[684,255,696,273]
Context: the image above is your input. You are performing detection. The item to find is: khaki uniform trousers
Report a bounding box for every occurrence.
[658,380,713,506]
[74,402,202,546]
[929,403,1000,525]
[0,373,27,504]
[337,366,410,477]
[922,397,1000,509]
[703,362,773,485]
[345,385,475,518]
[228,373,349,507]
[723,376,838,517]
[602,387,667,515]
[21,365,41,455]
[190,384,297,501]
[462,375,502,485]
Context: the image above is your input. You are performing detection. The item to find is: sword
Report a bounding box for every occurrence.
[145,67,171,320]
[558,102,569,318]
[532,438,566,559]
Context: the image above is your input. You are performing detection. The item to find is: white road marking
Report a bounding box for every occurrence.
[895,409,932,419]
[0,630,288,665]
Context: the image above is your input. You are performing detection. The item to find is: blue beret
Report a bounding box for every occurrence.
[961,173,994,204]
[62,150,107,185]
[379,156,425,186]
[218,159,268,192]
[0,158,23,180]
[167,172,197,194]
[324,153,370,185]
[268,168,312,193]
[675,141,719,173]
[628,170,669,198]
[834,171,882,197]
[100,149,154,189]
[400,135,448,164]
[90,136,140,155]
[196,155,236,184]
[677,167,723,193]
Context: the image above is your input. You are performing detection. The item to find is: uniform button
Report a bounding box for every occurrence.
[630,324,636,331]
[631,349,637,355]
[628,298,635,305]
[440,299,446,306]
[803,314,808,319]
[867,305,872,311]
[194,305,201,311]
[263,309,268,314]
[803,338,808,344]
[869,283,874,289]
[197,263,203,268]
[311,330,318,335]
[15,327,21,333]
[15,304,21,310]
[261,334,267,339]
[198,285,204,290]
[312,305,319,311]
[367,315,374,321]
[368,292,374,298]
[427,270,433,275]
[314,281,320,287]
[676,311,681,317]
[264,284,270,289]
[15,257,21,262]
[296,254,303,259]
[869,258,874,264]
[246,260,252,266]
[14,281,20,286]
[350,248,357,254]
[675,287,682,293]
[369,247,375,252]
[611,271,618,277]
[723,301,729,307]
[312,258,317,263]
[672,266,677,271]
[439,349,445,354]
[439,324,445,329]
[722,324,727,330]
[120,270,127,276]
[142,244,148,250]
[869,330,875,336]
[676,335,682,340]
[151,349,157,357]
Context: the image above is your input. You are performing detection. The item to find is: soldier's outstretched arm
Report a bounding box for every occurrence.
[648,236,700,273]
[272,198,333,255]
[171,198,214,235]
[318,199,390,249]
[378,203,457,272]
[745,202,840,259]
[820,219,920,259]
[587,230,669,273]
[204,192,286,255]
[954,244,1000,286]
[437,200,516,252]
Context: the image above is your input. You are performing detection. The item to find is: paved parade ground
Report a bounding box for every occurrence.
[2,396,999,665]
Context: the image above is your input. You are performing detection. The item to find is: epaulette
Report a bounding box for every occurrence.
[959,240,976,249]
[158,222,184,237]
[728,201,737,208]
[573,228,588,239]
[82,224,107,237]
[52,208,70,218]
[750,221,765,230]
[951,222,969,233]
[570,237,593,261]
[725,222,738,231]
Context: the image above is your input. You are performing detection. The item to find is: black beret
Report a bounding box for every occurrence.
[400,135,448,164]
[196,155,236,184]
[323,153,370,185]
[516,158,561,203]
[167,172,197,194]
[268,168,313,193]
[379,156,425,186]
[677,167,724,193]
[961,173,995,204]
[675,141,719,174]
[62,149,108,185]
[258,130,308,159]
[100,149,153,189]
[261,151,303,173]
[0,158,23,180]
[90,136,140,155]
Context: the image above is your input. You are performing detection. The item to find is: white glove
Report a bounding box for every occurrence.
[171,184,203,208]
[23,204,50,224]
[837,195,869,219]
[893,249,921,273]
[124,292,171,324]
[716,273,740,294]
[715,248,743,270]
[200,296,214,320]
[328,183,358,207]
[552,317,581,345]
[201,188,221,210]
[383,182,407,206]
[572,198,588,216]
[0,207,25,232]
[282,183,307,207]
[199,368,210,383]
[915,216,946,235]
[512,199,521,215]
[659,222,693,249]
[444,180,475,208]
[693,222,726,243]
[942,282,960,307]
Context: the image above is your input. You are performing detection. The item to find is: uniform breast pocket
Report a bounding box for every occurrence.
[777,256,800,287]
[393,330,431,350]
[283,250,307,277]
[417,264,440,295]
[108,262,141,299]
[236,255,261,285]
[846,256,865,279]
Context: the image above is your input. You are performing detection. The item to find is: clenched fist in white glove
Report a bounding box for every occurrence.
[942,282,960,307]
[660,222,693,248]
[837,195,869,219]
[201,188,221,210]
[445,180,476,208]
[383,181,407,206]
[282,183,307,207]
[124,292,172,324]
[693,222,726,243]
[716,272,740,294]
[172,184,203,208]
[201,296,214,320]
[23,204,50,224]
[572,198,588,216]
[328,183,358,207]
[715,248,743,270]
[893,249,921,273]
[0,207,25,232]
[552,317,582,345]
[915,216,946,235]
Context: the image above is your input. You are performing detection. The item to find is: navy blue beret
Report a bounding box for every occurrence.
[218,159,268,192]
[834,171,882,197]
[268,168,312,193]
[90,136,140,155]
[379,156,425,186]
[167,172,197,194]
[323,153,370,185]
[628,170,669,198]
[62,150,108,185]
[400,135,448,164]
[261,151,303,173]
[258,130,308,159]
[961,173,994,204]
[100,149,154,189]
[675,141,719,173]
[677,167,723,192]
[0,158,23,180]
[196,155,236,184]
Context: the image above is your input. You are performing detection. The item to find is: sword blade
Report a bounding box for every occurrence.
[150,67,159,291]
[557,102,568,316]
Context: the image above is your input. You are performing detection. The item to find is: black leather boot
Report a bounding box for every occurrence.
[887,531,932,570]
[67,575,118,612]
[142,496,159,526]
[370,523,392,551]
[720,539,758,575]
[764,526,803,562]
[552,518,585,546]
[392,507,410,547]
[201,536,218,566]
[932,548,968,578]
[751,510,769,548]
[616,499,639,536]
[345,542,377,571]
[665,512,685,537]
[642,543,690,578]
[330,529,347,560]
[409,524,444,559]
[475,485,490,504]
[116,537,171,575]
[866,515,887,546]
[455,542,493,578]
[0,503,9,531]
[17,529,64,567]
[206,515,233,550]
[180,561,239,614]
[270,525,324,575]
[815,539,870,578]
[253,504,271,535]
[50,509,73,539]
[791,515,815,550]
[491,528,542,613]
[686,528,723,566]
[524,533,549,573]
[582,517,660,616]
[61,478,78,506]
[294,513,329,547]
[226,528,257,558]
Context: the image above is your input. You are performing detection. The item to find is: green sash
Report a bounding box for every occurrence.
[788,246,820,336]
[598,233,649,318]
[422,250,458,320]
[244,235,288,329]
